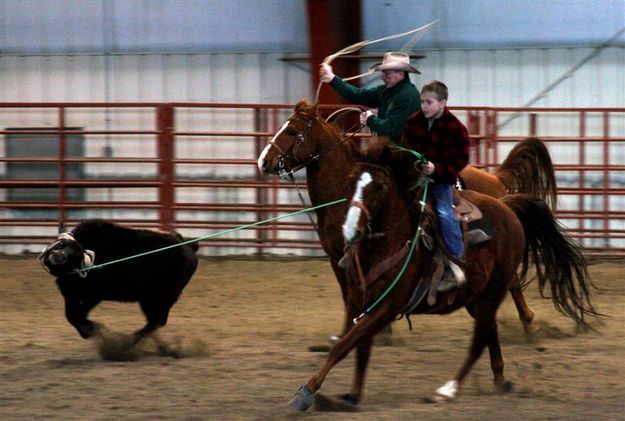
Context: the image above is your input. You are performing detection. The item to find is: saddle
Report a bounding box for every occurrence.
[407,193,494,311]
[454,195,494,247]
[420,193,493,252]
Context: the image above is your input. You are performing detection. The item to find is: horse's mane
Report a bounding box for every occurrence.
[362,141,424,192]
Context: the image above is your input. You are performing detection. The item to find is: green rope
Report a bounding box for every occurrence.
[73,198,347,276]
[394,145,428,163]
[352,177,430,325]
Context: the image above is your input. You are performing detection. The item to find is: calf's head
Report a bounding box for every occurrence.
[39,232,95,278]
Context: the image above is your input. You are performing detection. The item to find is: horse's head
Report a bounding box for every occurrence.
[342,142,428,245]
[257,99,325,178]
[38,231,95,278]
[342,143,397,245]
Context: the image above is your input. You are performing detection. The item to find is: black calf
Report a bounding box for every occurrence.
[39,219,199,342]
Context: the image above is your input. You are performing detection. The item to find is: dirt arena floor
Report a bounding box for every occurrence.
[1,255,623,420]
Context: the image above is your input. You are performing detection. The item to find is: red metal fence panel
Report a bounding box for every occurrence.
[1,102,623,258]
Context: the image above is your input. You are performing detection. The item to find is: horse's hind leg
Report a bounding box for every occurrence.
[430,304,505,403]
[509,273,540,339]
[486,320,512,392]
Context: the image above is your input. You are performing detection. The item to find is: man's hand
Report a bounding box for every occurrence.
[360,110,373,125]
[422,161,435,175]
[319,64,335,83]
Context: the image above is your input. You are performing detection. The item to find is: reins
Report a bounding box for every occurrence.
[352,148,431,325]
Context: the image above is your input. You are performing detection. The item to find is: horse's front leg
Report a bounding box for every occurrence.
[329,260,352,339]
[288,303,393,411]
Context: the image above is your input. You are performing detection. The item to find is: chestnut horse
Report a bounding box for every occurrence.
[258,100,556,336]
[287,143,594,410]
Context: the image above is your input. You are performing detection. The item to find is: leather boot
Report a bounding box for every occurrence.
[437,261,466,292]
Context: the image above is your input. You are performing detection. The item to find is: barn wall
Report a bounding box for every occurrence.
[1,47,623,255]
[2,46,623,106]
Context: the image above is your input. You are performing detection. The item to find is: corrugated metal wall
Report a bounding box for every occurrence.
[1,47,623,255]
[0,52,311,103]
[2,47,623,184]
[2,46,623,106]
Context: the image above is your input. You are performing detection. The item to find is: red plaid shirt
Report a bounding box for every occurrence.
[400,107,469,184]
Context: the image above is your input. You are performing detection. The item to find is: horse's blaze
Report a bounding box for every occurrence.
[342,172,372,242]
[257,143,272,173]
[257,120,291,173]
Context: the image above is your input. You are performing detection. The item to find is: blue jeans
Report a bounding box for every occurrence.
[431,183,464,259]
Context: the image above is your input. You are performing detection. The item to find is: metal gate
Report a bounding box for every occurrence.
[1,102,623,257]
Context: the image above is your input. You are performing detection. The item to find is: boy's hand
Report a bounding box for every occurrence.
[422,162,435,175]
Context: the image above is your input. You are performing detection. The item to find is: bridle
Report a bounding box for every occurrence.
[267,108,366,236]
[271,110,366,181]
[271,114,315,180]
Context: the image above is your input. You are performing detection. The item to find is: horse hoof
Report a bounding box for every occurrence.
[307,344,331,353]
[313,393,358,412]
[338,393,359,406]
[328,335,341,345]
[422,392,454,404]
[423,380,458,403]
[288,385,314,411]
[496,380,513,393]
[523,321,541,343]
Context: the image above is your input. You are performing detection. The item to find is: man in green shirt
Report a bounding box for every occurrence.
[319,52,421,144]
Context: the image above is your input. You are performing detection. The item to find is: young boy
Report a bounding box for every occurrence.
[401,80,470,292]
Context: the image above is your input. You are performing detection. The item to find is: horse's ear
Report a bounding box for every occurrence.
[58,220,66,234]
[295,98,316,113]
[295,99,307,113]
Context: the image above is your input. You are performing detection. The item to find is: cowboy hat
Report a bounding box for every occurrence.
[369,52,420,74]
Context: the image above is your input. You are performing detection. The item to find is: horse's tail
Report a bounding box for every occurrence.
[496,137,558,210]
[502,194,597,328]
